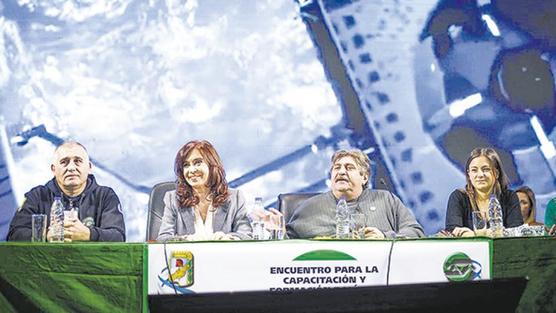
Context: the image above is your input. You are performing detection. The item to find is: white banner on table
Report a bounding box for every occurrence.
[148,241,392,295]
[148,240,491,295]
[389,240,491,284]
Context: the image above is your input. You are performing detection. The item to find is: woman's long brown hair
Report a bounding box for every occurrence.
[174,140,229,208]
[464,147,509,211]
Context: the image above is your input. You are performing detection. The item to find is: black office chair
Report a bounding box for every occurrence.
[146,181,176,241]
[277,192,318,223]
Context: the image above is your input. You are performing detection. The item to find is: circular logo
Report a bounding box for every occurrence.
[443,252,481,282]
[82,217,95,228]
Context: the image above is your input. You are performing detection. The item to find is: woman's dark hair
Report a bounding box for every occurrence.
[516,186,537,224]
[174,140,229,208]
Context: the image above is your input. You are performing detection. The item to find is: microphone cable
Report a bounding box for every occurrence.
[379,177,396,286]
[385,235,396,286]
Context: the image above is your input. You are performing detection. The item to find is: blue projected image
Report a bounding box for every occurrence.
[416,0,556,220]
[299,0,556,233]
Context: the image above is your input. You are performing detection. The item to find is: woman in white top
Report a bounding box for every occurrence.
[157,140,251,241]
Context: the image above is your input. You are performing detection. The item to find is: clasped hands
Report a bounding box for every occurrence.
[449,227,496,237]
[447,227,475,237]
[46,216,91,242]
[359,227,385,239]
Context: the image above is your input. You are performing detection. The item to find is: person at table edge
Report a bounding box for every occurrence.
[7,141,125,242]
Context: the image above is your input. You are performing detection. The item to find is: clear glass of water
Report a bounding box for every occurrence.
[350,213,366,239]
[268,214,285,240]
[32,214,47,242]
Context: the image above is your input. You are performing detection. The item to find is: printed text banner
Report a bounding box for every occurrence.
[147,239,490,295]
[148,241,391,294]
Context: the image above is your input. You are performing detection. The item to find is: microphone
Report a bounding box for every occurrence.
[378,177,402,208]
[379,178,391,192]
[379,177,395,200]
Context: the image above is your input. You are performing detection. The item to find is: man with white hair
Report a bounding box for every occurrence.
[7,141,125,241]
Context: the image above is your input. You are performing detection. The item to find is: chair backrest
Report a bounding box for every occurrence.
[146,181,176,241]
[277,192,319,224]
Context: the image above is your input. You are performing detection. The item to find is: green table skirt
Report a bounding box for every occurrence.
[492,237,556,313]
[0,243,144,312]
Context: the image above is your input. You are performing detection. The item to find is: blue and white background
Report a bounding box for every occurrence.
[1,0,555,241]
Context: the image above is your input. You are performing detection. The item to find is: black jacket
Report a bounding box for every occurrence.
[7,175,125,241]
[445,189,524,231]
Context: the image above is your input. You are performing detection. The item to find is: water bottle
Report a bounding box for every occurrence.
[49,197,65,243]
[335,197,350,239]
[250,197,265,240]
[488,194,504,237]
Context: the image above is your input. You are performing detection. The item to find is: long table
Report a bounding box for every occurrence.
[0,237,554,312]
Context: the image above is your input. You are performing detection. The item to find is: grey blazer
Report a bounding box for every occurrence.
[156,189,252,241]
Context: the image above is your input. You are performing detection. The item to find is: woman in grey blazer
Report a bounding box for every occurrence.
[157,140,251,241]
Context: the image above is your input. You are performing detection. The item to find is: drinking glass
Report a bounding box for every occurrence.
[268,214,285,240]
[350,213,366,239]
[32,214,47,242]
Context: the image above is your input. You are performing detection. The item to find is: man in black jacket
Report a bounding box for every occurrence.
[7,141,125,242]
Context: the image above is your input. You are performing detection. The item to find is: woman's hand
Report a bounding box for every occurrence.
[168,234,193,242]
[473,228,489,237]
[256,208,286,232]
[212,231,238,241]
[451,227,475,237]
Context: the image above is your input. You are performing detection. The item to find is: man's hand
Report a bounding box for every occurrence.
[363,227,385,239]
[451,227,474,237]
[46,227,54,242]
[64,217,91,241]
